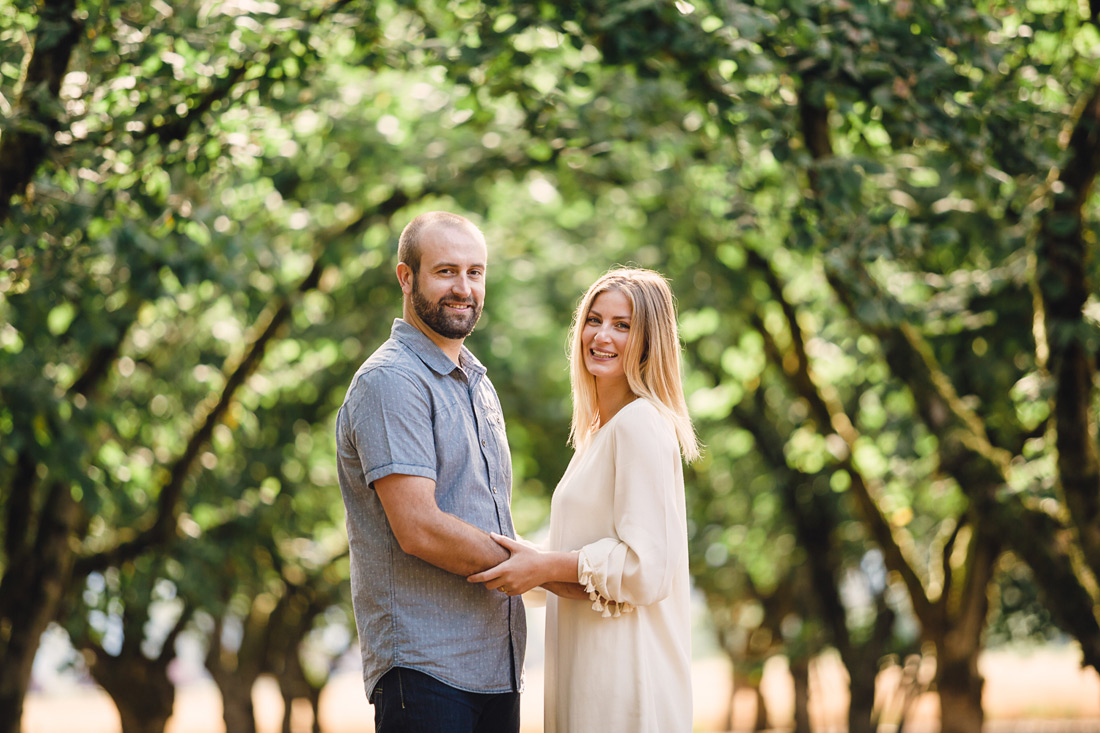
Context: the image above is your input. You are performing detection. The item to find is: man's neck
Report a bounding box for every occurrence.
[401,310,464,365]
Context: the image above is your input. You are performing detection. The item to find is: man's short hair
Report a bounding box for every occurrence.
[397,211,483,275]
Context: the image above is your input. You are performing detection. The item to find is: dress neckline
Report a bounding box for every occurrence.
[597,396,644,432]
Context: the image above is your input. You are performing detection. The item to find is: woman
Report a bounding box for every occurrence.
[469,268,700,732]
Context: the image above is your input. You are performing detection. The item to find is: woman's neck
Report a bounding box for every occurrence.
[596,378,637,426]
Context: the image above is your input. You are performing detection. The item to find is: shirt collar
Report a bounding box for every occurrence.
[391,319,486,379]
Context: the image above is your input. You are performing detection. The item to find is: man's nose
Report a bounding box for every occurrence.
[451,275,472,298]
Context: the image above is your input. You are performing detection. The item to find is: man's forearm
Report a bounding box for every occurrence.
[374,473,511,576]
[543,581,589,600]
[402,510,510,576]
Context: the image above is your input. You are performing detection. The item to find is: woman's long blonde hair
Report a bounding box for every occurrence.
[567,268,700,461]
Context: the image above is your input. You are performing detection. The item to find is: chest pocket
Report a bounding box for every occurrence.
[478,389,509,449]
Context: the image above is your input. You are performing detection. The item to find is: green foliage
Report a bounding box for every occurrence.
[3,0,1100,728]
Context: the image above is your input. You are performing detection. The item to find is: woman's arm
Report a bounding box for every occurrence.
[577,405,685,608]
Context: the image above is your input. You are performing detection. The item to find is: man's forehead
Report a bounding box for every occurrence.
[420,224,487,262]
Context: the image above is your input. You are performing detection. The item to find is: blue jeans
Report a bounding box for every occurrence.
[370,667,520,733]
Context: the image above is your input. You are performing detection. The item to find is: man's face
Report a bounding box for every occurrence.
[409,225,487,340]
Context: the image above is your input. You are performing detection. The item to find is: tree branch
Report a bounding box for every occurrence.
[744,284,934,624]
[0,0,83,221]
[826,257,1100,670]
[730,395,855,657]
[798,77,834,193]
[70,179,417,578]
[157,602,194,667]
[955,519,1001,644]
[1037,77,1100,571]
[939,517,964,614]
[73,255,324,576]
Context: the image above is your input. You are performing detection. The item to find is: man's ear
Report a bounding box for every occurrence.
[397,262,414,294]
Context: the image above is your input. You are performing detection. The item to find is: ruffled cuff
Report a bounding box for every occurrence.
[578,550,635,618]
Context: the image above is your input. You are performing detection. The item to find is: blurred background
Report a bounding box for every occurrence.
[3,0,1100,731]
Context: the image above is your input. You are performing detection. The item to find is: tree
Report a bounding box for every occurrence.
[6,1,1100,731]
[64,556,192,733]
[403,0,1100,728]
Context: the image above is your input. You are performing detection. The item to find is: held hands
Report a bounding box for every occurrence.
[468,533,549,597]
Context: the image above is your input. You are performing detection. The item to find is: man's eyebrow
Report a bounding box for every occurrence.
[432,261,486,269]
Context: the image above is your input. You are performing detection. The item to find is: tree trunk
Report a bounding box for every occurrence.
[848,662,877,733]
[0,484,80,733]
[752,683,768,732]
[281,691,294,733]
[935,642,984,733]
[789,655,811,733]
[278,689,323,733]
[309,687,322,733]
[116,698,173,733]
[89,655,175,733]
[724,659,735,733]
[0,586,60,733]
[213,672,259,733]
[78,604,190,733]
[205,606,271,733]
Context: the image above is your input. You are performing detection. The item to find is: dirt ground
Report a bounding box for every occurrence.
[22,644,1100,733]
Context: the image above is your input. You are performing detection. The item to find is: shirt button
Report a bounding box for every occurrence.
[481,439,487,446]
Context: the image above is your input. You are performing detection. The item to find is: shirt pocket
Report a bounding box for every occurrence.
[479,390,509,450]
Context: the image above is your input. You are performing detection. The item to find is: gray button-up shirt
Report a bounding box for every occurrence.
[336,319,525,696]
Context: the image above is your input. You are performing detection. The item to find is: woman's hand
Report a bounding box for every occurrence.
[468,534,579,597]
[467,534,548,596]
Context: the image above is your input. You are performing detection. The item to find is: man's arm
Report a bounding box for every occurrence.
[374,473,509,576]
[541,581,590,600]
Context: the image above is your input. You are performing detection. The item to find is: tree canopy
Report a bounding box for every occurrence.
[2,1,1100,731]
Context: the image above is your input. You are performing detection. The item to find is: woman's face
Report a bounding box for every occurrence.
[581,289,633,384]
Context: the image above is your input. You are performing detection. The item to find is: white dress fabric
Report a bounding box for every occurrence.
[544,398,692,733]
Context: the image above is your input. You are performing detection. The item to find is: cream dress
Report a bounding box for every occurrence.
[543,398,692,733]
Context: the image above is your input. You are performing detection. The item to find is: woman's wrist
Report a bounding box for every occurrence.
[548,550,581,583]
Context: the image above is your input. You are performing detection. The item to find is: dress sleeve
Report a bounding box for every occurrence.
[576,402,684,616]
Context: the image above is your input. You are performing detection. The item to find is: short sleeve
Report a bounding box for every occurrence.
[577,401,685,614]
[344,366,437,487]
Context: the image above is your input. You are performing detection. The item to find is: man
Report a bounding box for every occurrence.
[335,211,525,732]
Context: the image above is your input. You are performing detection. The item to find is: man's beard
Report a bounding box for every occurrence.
[412,278,482,340]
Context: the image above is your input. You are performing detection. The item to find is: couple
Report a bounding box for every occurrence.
[336,211,700,732]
